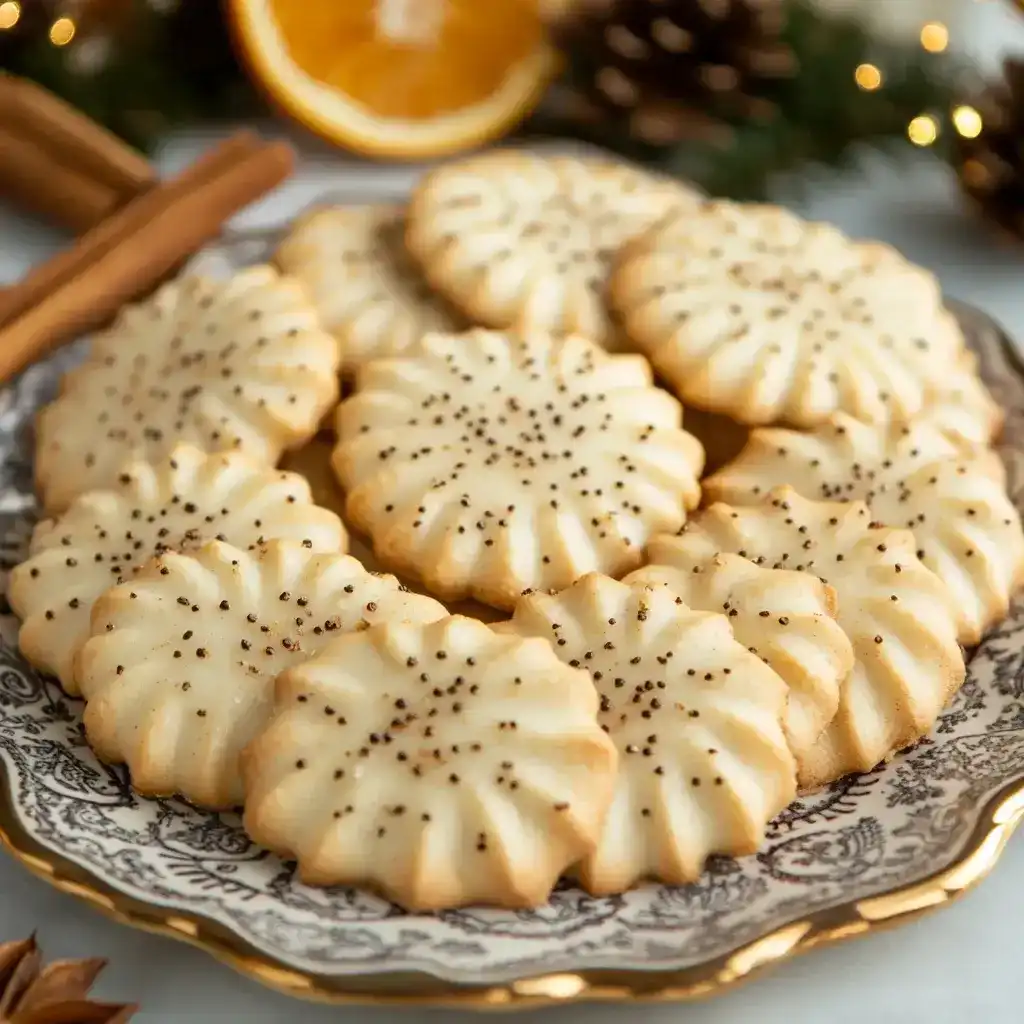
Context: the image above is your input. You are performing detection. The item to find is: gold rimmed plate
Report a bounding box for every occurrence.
[1,216,1023,1008]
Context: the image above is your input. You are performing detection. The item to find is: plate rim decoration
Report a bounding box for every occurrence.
[1,773,1022,1009]
[2,202,1024,1008]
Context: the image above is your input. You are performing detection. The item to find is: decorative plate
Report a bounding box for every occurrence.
[2,221,1024,1009]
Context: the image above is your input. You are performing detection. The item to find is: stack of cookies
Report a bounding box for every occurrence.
[9,150,1023,912]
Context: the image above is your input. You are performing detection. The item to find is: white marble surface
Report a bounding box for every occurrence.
[4,4,1024,1020]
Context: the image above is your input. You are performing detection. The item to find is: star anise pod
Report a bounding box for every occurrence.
[0,935,136,1024]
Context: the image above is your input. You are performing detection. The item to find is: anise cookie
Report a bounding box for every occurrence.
[626,553,853,769]
[651,352,1001,478]
[77,540,446,809]
[705,414,1024,646]
[610,201,965,427]
[35,266,341,514]
[275,204,462,373]
[500,574,795,894]
[406,151,700,349]
[919,350,1003,445]
[242,614,618,910]
[8,443,346,696]
[660,488,965,789]
[332,328,704,609]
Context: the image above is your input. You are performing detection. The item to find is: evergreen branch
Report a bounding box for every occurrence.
[0,0,257,151]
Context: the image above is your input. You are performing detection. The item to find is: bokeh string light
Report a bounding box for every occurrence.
[908,112,940,146]
[0,1,21,31]
[0,1,78,45]
[48,15,75,46]
[847,6,1006,150]
[920,21,950,54]
[953,103,984,138]
[854,62,883,91]
[846,14,950,148]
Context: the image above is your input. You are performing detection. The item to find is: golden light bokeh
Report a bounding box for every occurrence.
[0,1,21,31]
[854,63,882,91]
[48,16,76,46]
[920,21,950,53]
[908,114,939,147]
[953,105,984,139]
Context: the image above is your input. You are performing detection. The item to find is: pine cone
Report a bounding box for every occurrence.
[71,0,136,33]
[954,56,1024,241]
[0,935,136,1024]
[550,0,797,144]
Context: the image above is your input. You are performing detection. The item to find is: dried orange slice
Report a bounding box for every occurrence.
[229,0,558,160]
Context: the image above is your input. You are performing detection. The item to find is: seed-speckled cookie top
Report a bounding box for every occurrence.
[275,203,463,372]
[610,201,965,427]
[406,151,701,348]
[332,328,704,609]
[77,540,447,809]
[500,574,795,894]
[704,413,1024,645]
[665,487,965,789]
[626,551,853,771]
[35,266,340,514]
[8,443,346,696]
[242,614,617,910]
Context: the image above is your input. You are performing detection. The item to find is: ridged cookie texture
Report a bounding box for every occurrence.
[626,552,853,769]
[501,574,795,894]
[610,202,965,427]
[8,443,346,696]
[275,203,462,372]
[242,614,617,910]
[667,488,965,789]
[705,414,1024,645]
[406,151,700,348]
[918,351,1003,445]
[35,266,341,514]
[332,329,704,609]
[76,540,446,809]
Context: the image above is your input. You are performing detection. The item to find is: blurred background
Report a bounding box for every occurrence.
[0,0,1022,231]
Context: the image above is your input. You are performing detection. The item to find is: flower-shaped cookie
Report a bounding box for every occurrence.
[242,614,617,910]
[275,203,462,372]
[705,414,1024,644]
[407,151,700,348]
[333,329,704,608]
[8,443,346,695]
[627,551,853,769]
[35,266,340,513]
[918,350,1003,445]
[77,540,446,808]
[610,202,965,427]
[502,574,795,893]
[666,488,965,788]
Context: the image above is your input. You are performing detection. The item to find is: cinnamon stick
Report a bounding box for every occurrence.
[1,75,153,198]
[0,134,295,383]
[0,123,120,233]
[0,132,263,330]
